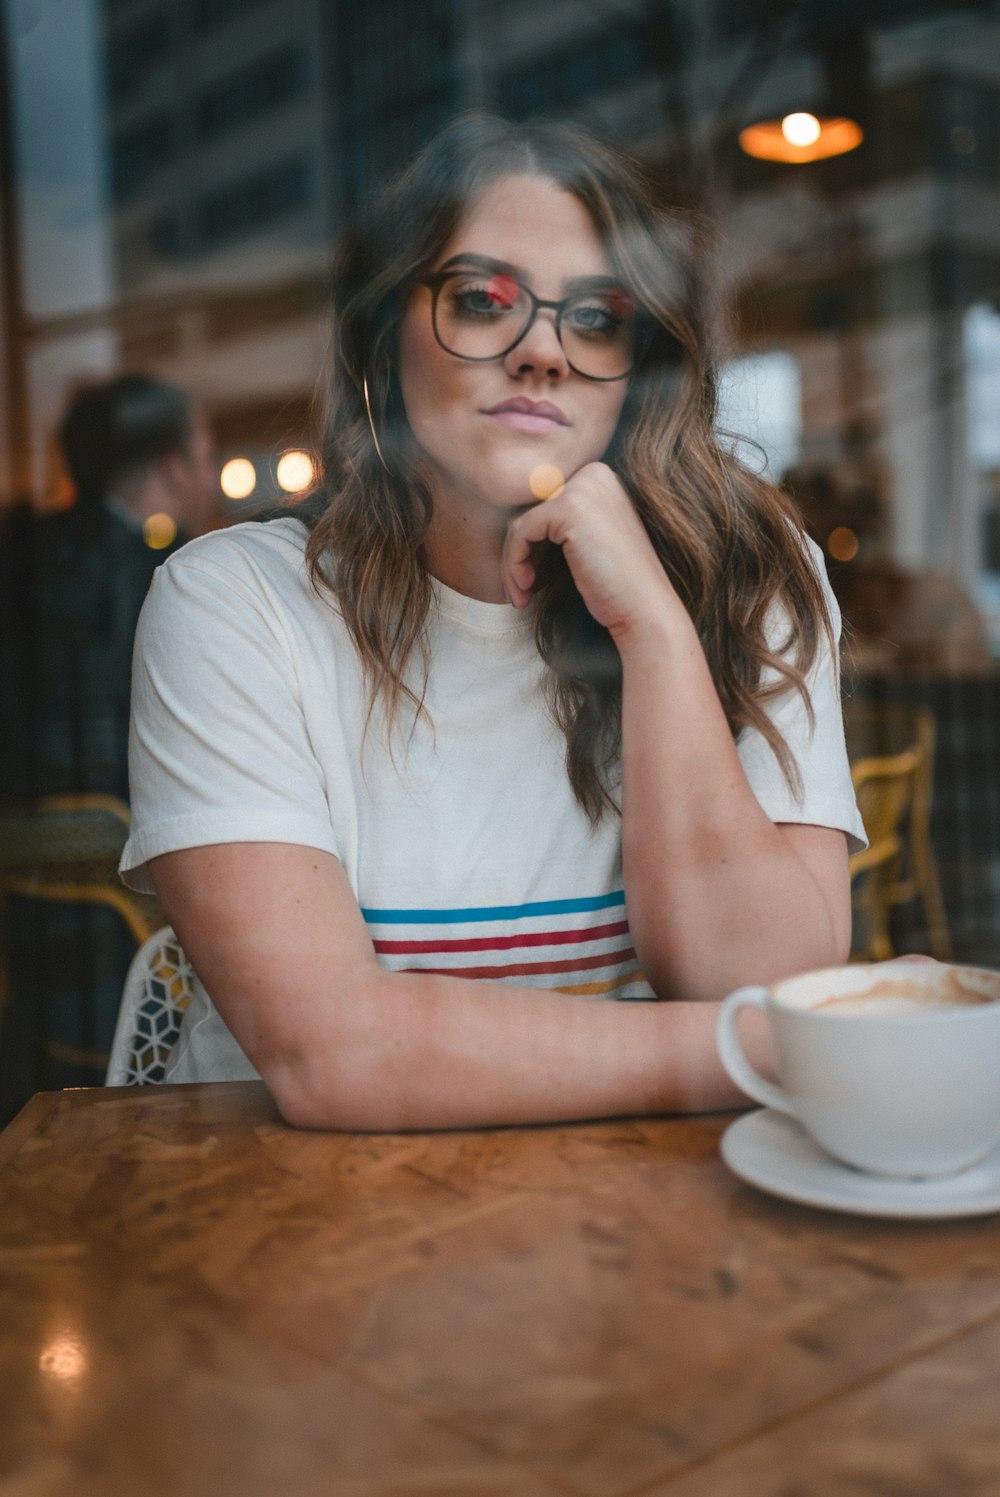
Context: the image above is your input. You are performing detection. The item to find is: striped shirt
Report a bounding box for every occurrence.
[120,519,864,1082]
[363,891,646,998]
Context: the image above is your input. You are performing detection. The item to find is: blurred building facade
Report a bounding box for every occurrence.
[3,0,999,631]
[2,0,1000,972]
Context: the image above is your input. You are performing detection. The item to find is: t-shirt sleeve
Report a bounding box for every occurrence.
[120,551,339,893]
[736,540,867,852]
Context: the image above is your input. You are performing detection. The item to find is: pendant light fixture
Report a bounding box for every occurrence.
[739,23,868,166]
[739,111,863,164]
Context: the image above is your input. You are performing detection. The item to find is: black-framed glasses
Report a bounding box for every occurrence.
[419,266,643,381]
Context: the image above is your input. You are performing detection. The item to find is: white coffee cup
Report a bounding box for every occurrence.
[717,960,1000,1178]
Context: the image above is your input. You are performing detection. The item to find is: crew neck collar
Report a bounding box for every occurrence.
[430,576,535,635]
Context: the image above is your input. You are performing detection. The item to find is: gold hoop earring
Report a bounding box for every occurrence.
[362,375,393,476]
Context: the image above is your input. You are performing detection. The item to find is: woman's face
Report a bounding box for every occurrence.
[398,173,631,525]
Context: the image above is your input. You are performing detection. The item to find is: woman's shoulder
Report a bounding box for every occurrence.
[801,530,841,625]
[775,521,840,621]
[797,529,834,587]
[165,514,310,579]
[141,514,335,642]
[152,515,325,611]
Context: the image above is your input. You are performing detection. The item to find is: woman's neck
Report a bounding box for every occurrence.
[421,481,516,604]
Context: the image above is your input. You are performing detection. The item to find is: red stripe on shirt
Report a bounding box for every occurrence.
[401,946,636,981]
[373,919,630,956]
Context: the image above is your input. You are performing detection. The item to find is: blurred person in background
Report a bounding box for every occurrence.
[0,373,218,1122]
[835,557,993,678]
[783,463,993,678]
[0,373,217,800]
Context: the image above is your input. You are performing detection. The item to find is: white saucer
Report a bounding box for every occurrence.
[720,1109,1000,1219]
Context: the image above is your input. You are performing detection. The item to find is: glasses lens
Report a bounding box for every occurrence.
[560,288,637,379]
[433,271,532,361]
[431,272,639,378]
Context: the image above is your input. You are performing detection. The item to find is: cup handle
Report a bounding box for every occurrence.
[716,986,794,1115]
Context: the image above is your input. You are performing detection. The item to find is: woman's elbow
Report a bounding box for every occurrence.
[638,907,852,1004]
[261,1025,417,1133]
[266,1063,336,1131]
[263,1055,396,1132]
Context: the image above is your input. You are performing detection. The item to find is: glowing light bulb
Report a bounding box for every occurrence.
[781,113,822,148]
[39,1332,87,1385]
[143,512,177,550]
[220,458,257,500]
[276,450,315,494]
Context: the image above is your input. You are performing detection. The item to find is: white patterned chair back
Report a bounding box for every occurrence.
[106,926,195,1085]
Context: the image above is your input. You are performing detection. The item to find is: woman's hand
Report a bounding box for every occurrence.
[501,461,684,640]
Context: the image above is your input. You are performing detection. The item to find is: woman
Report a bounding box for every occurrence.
[120,115,865,1129]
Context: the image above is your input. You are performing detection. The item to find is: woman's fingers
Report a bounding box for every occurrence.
[506,556,535,607]
[502,496,563,607]
[502,461,679,633]
[502,462,609,604]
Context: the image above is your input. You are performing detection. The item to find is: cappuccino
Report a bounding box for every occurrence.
[717,959,1000,1177]
[815,994,949,1015]
[814,974,993,1015]
[774,960,1000,1016]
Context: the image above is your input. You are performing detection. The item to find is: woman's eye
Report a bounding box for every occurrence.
[449,274,521,318]
[453,288,505,315]
[565,302,619,337]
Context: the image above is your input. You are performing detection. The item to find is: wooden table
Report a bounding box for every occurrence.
[3,1082,1000,1496]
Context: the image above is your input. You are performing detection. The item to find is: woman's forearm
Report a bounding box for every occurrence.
[155,843,762,1134]
[270,966,760,1132]
[616,608,847,1003]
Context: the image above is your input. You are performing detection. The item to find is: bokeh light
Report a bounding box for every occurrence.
[781,112,822,147]
[220,457,257,500]
[143,512,177,550]
[529,464,565,501]
[39,1331,87,1385]
[45,440,77,512]
[740,115,863,163]
[827,526,860,563]
[276,449,315,494]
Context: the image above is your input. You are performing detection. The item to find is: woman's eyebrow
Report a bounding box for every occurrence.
[438,252,524,276]
[563,274,626,293]
[437,253,625,293]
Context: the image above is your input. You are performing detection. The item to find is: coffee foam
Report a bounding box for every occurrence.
[773,961,1000,1015]
[815,988,987,1015]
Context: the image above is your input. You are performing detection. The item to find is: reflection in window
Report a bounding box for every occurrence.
[198,157,311,249]
[967,304,1000,485]
[717,350,802,481]
[966,304,1000,649]
[195,44,307,142]
[150,159,313,259]
[112,112,176,204]
[190,0,276,34]
[330,0,459,216]
[107,6,172,105]
[498,23,650,119]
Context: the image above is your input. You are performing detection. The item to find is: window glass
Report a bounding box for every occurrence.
[718,351,802,481]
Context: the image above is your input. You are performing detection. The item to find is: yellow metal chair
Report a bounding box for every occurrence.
[0,793,161,946]
[844,704,952,962]
[0,795,165,1091]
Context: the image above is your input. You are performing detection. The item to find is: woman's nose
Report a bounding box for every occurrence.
[504,310,569,379]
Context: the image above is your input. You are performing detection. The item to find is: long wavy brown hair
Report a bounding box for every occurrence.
[300,114,832,822]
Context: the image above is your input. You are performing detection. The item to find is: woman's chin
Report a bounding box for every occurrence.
[486,454,571,509]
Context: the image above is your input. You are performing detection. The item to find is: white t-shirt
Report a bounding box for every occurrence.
[120,517,865,1081]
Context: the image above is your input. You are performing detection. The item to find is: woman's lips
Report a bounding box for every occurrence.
[482,399,569,434]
